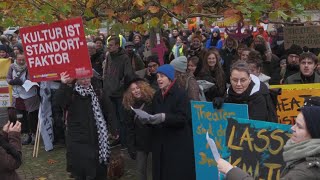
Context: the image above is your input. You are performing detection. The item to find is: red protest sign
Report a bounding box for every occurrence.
[20,17,92,82]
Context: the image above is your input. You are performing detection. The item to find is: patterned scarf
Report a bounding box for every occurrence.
[75,83,110,164]
[13,62,27,78]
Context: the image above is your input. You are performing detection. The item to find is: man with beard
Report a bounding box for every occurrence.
[285,52,320,84]
[282,44,303,81]
[124,42,145,72]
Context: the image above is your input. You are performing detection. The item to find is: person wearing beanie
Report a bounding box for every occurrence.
[285,52,320,84]
[0,44,8,58]
[170,56,200,100]
[206,27,223,49]
[122,74,154,180]
[216,100,320,180]
[125,41,145,71]
[282,44,303,80]
[135,63,196,180]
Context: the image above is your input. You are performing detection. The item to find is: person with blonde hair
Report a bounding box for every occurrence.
[122,75,155,180]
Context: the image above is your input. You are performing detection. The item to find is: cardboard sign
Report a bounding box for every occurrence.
[20,17,92,82]
[284,26,320,49]
[191,101,249,180]
[225,118,291,180]
[0,58,12,107]
[270,84,320,125]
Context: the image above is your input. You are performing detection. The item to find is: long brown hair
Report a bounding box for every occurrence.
[122,80,155,110]
[201,50,226,91]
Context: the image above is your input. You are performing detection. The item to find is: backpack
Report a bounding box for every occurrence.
[185,76,207,101]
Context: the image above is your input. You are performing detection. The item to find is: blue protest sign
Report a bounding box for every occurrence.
[191,101,249,180]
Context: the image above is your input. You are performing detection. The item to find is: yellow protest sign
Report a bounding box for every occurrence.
[270,84,320,125]
[0,58,12,107]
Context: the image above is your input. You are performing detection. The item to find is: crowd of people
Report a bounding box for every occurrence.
[1,23,320,179]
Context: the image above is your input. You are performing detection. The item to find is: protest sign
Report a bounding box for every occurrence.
[284,26,320,49]
[0,58,12,107]
[20,17,92,82]
[191,101,249,180]
[225,117,291,180]
[270,84,320,125]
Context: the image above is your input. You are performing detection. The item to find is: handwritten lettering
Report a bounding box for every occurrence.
[193,104,235,121]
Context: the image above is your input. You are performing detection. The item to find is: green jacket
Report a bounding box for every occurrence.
[284,72,320,84]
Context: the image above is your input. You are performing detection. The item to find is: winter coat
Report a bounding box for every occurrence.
[196,70,226,101]
[103,48,133,97]
[175,72,200,101]
[205,37,223,49]
[258,73,271,87]
[128,53,145,71]
[225,74,277,122]
[151,82,196,180]
[285,72,320,84]
[220,48,237,84]
[125,101,153,153]
[225,145,320,180]
[262,53,281,85]
[54,84,105,178]
[0,132,22,180]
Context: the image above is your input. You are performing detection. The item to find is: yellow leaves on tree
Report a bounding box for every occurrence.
[133,0,145,7]
[149,17,160,28]
[149,6,160,14]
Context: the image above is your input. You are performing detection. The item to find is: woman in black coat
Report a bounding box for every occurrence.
[137,64,196,180]
[55,72,110,180]
[122,75,155,180]
[225,61,277,122]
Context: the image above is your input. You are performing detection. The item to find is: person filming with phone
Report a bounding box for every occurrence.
[0,108,23,180]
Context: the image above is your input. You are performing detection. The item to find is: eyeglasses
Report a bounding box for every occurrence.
[148,64,158,68]
[231,78,249,84]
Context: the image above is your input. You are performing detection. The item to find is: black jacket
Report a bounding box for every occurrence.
[103,48,133,97]
[55,84,106,177]
[125,101,153,153]
[226,75,277,122]
[151,82,196,180]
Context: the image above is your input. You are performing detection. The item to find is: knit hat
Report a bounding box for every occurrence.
[125,41,134,47]
[298,96,320,110]
[286,44,303,56]
[147,55,160,65]
[301,106,320,138]
[123,74,145,91]
[170,56,187,73]
[0,44,7,52]
[212,27,220,33]
[157,64,175,81]
[13,43,23,52]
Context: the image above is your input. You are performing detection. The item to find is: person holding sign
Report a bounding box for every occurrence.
[216,98,320,179]
[55,72,110,180]
[136,64,196,180]
[285,52,320,84]
[225,60,277,122]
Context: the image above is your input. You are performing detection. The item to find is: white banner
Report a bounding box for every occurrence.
[38,82,54,151]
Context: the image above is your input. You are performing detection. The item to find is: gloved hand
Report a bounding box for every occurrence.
[9,78,23,86]
[212,97,224,109]
[148,113,165,125]
[128,150,136,160]
[136,115,149,125]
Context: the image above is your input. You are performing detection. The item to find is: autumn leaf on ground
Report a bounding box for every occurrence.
[133,0,144,7]
[149,6,160,13]
[37,177,47,180]
[47,159,57,165]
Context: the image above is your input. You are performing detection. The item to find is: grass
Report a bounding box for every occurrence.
[16,144,149,180]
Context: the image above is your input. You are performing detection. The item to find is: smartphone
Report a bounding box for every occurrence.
[7,107,17,125]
